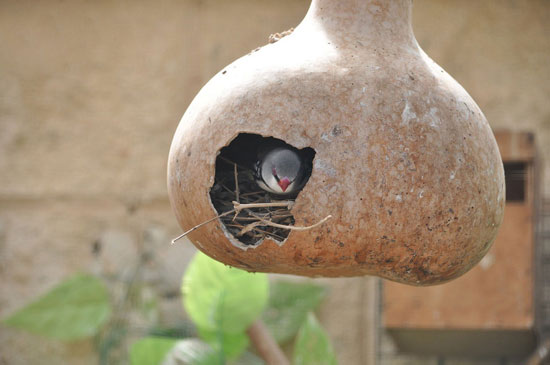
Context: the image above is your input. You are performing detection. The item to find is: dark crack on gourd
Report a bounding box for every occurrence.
[209,133,315,246]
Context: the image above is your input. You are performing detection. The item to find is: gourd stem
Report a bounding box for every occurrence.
[247,320,290,365]
[302,0,414,45]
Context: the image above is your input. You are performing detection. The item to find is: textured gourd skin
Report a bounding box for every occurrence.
[167,0,504,285]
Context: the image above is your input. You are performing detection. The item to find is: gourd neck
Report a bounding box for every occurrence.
[302,0,414,46]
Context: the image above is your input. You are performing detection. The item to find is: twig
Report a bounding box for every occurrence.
[225,216,267,222]
[240,191,264,197]
[171,210,235,244]
[248,212,333,231]
[247,320,290,365]
[172,200,331,244]
[249,228,286,241]
[237,221,263,237]
[219,156,250,171]
[234,163,240,203]
[232,164,240,222]
[233,201,294,211]
[220,183,235,195]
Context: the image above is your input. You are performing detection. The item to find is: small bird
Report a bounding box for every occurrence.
[254,146,308,196]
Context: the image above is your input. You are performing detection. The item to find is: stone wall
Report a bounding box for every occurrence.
[1,0,548,364]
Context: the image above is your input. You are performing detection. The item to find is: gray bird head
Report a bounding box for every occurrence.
[255,147,305,195]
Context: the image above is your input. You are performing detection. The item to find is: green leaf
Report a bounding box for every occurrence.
[182,252,268,334]
[293,313,337,365]
[197,326,249,359]
[162,338,222,365]
[148,322,195,339]
[262,281,327,343]
[228,351,265,365]
[130,337,178,365]
[2,273,111,340]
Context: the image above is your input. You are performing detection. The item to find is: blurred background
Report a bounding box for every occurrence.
[1,0,549,364]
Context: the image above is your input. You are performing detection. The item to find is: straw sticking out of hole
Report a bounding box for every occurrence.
[171,199,331,244]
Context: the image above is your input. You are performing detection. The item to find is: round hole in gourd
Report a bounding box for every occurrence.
[209,133,316,247]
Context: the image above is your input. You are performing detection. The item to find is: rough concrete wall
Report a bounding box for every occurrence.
[0,0,548,364]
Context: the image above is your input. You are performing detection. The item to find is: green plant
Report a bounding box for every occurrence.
[2,274,111,340]
[2,252,337,364]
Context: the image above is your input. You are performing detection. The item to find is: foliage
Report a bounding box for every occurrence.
[182,251,269,360]
[130,337,180,365]
[2,274,111,341]
[196,327,249,359]
[180,252,332,363]
[162,338,221,365]
[262,281,327,343]
[182,251,269,333]
[1,252,336,365]
[293,313,338,365]
[227,351,264,365]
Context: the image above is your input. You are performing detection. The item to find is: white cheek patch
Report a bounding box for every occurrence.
[257,177,281,194]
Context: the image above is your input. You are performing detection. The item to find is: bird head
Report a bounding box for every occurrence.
[255,147,305,195]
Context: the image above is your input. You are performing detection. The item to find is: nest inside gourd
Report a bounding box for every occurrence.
[208,133,315,246]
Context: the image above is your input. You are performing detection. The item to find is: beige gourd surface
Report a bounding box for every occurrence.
[167,0,504,285]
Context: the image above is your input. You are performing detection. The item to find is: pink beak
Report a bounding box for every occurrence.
[278,177,291,192]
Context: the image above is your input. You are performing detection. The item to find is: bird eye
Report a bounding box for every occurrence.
[272,167,278,177]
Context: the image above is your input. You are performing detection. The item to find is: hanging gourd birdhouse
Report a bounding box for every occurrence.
[167,0,505,285]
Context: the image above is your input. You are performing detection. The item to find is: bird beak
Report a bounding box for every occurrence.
[278,177,291,192]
